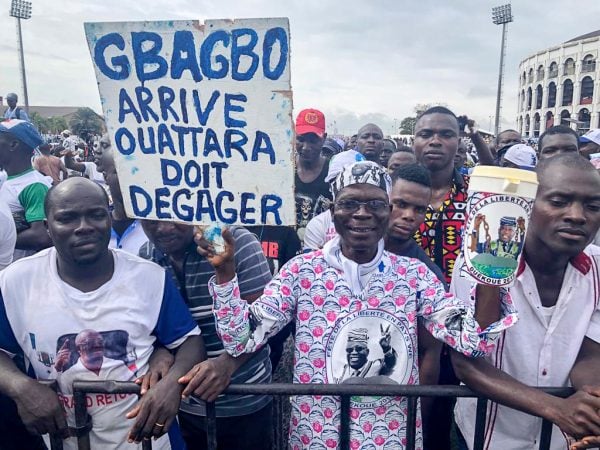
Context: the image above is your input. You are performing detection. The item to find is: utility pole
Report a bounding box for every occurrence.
[9,0,32,112]
[492,4,514,137]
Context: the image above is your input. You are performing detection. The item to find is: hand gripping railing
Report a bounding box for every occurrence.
[43,381,573,450]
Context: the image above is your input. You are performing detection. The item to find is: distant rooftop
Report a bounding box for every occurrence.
[0,105,100,119]
[565,30,600,43]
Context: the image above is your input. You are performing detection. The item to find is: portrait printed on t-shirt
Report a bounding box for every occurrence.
[52,329,138,376]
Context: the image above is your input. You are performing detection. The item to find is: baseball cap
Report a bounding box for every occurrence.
[0,119,44,150]
[6,93,17,101]
[580,129,600,146]
[62,129,71,136]
[503,144,538,171]
[296,108,325,138]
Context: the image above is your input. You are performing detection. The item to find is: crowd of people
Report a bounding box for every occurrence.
[1,89,600,450]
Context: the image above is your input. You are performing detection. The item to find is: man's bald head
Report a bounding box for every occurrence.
[356,123,384,163]
[44,177,109,217]
[536,152,598,185]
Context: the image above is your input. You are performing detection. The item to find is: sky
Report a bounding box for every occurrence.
[1,0,599,135]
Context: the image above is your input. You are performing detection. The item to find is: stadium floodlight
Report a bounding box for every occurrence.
[492,4,514,136]
[9,0,32,110]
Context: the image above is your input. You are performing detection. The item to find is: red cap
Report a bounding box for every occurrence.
[295,108,326,138]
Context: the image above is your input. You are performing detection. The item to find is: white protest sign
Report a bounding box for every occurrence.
[85,18,294,226]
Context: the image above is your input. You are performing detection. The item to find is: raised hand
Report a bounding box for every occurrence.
[379,324,392,353]
[54,339,71,373]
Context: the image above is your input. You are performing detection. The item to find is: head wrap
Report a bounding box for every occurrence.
[330,161,392,200]
[347,328,369,344]
[500,216,517,227]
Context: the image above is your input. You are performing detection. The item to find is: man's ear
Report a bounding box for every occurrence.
[44,219,49,233]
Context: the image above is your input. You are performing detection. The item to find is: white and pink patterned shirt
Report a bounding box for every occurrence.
[209,246,517,450]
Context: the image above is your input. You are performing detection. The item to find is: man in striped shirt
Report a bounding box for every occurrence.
[139,223,273,450]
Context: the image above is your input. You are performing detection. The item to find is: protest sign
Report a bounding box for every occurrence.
[84,18,294,226]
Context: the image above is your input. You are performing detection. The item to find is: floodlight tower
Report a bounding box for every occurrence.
[9,0,32,111]
[492,4,514,136]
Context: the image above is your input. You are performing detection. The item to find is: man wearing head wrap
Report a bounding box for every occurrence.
[196,161,517,450]
[3,93,29,121]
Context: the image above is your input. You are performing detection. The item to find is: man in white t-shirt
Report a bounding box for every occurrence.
[0,198,16,270]
[0,119,53,260]
[452,154,600,450]
[0,177,205,450]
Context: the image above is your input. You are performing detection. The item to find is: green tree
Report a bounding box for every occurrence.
[399,117,417,134]
[29,112,50,133]
[414,102,448,117]
[68,107,103,137]
[48,116,68,134]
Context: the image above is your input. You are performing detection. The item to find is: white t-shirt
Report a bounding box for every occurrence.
[83,161,106,185]
[109,220,148,255]
[0,170,7,189]
[454,245,600,450]
[0,168,52,261]
[0,248,200,450]
[0,198,16,270]
[62,135,80,153]
[303,210,337,251]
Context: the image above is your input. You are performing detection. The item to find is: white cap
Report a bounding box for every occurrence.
[325,149,365,183]
[580,129,600,146]
[504,144,538,170]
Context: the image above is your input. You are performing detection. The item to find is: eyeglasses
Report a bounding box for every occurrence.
[346,345,368,353]
[335,199,389,213]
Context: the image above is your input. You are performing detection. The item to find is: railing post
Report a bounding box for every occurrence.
[339,395,350,450]
[406,396,418,450]
[73,390,91,450]
[206,401,218,450]
[473,397,488,450]
[538,418,553,450]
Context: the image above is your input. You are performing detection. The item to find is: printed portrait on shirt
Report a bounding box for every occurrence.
[51,329,138,376]
[325,310,414,406]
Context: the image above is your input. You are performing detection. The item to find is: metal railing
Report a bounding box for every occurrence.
[43,381,575,450]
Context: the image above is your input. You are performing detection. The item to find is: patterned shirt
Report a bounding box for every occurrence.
[209,249,516,450]
[139,227,273,417]
[414,170,469,283]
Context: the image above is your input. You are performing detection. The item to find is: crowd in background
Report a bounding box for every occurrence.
[1,89,600,450]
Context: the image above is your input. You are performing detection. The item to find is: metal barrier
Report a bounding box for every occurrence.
[46,381,573,450]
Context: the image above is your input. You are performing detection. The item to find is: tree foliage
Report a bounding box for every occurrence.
[29,113,68,134]
[69,108,104,137]
[399,117,417,134]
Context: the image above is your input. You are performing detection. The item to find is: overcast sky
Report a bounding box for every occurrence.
[1,0,598,135]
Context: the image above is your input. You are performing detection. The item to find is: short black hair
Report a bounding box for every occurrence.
[536,152,596,182]
[44,178,110,216]
[397,145,414,153]
[416,106,458,128]
[495,129,521,144]
[391,163,432,188]
[538,125,580,151]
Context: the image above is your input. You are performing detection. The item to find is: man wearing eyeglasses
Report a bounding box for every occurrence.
[196,161,516,450]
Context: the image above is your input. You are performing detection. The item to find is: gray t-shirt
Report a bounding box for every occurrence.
[140,227,273,417]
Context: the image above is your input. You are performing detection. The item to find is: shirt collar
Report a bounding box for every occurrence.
[517,250,592,277]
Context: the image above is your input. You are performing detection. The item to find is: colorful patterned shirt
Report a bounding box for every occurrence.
[414,170,469,283]
[209,249,516,450]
